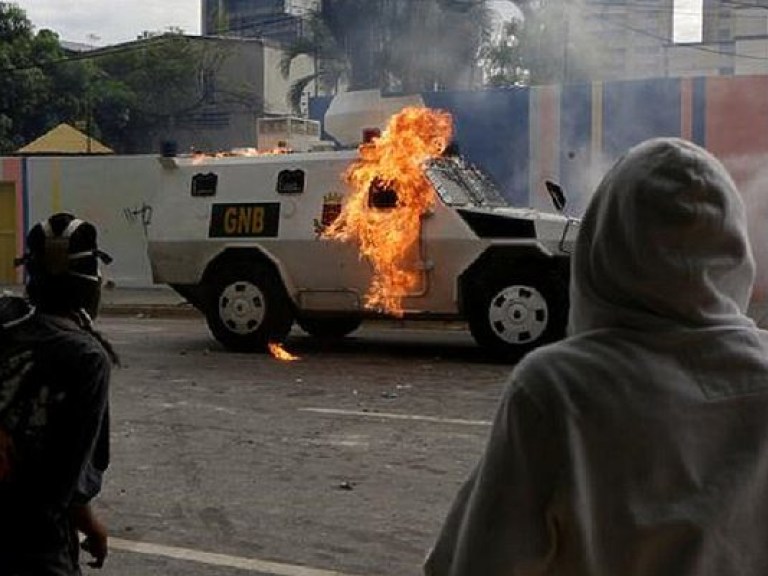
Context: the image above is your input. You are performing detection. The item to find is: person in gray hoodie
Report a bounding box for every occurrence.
[425,137,768,576]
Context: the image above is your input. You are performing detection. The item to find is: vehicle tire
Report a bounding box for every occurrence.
[297,316,362,339]
[467,268,568,362]
[205,261,293,352]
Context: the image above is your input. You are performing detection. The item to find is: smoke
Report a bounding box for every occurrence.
[573,151,768,295]
[726,154,768,311]
[521,0,678,83]
[561,148,618,216]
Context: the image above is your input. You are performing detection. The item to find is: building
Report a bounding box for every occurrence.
[201,0,320,44]
[666,1,768,77]
[566,0,675,82]
[85,34,315,154]
[561,0,768,82]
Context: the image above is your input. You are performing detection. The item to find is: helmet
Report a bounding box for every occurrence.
[16,213,112,316]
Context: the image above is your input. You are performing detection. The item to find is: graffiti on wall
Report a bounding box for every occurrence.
[123,203,153,236]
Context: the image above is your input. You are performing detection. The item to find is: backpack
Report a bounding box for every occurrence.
[0,297,44,482]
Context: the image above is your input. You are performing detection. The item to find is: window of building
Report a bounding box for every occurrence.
[673,0,703,43]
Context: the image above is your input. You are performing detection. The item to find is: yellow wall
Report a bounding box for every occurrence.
[0,182,17,284]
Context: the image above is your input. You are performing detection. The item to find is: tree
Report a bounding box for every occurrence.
[512,0,597,85]
[278,10,351,114]
[93,35,207,151]
[383,0,492,93]
[0,4,260,154]
[479,19,528,87]
[93,34,260,152]
[280,0,493,113]
[515,1,569,84]
[0,3,95,152]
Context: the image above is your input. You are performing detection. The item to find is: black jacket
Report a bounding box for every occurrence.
[0,295,110,562]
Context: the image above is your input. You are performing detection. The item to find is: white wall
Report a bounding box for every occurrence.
[24,155,161,287]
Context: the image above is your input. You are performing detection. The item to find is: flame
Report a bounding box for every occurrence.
[268,342,300,361]
[191,147,292,164]
[323,107,453,316]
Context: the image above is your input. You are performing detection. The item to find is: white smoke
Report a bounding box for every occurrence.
[727,154,768,314]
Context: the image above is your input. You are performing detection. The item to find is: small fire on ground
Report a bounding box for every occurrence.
[268,342,299,362]
[323,107,453,316]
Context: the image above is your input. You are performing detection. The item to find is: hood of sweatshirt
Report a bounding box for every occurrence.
[569,138,756,334]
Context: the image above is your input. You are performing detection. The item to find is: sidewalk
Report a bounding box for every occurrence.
[1,284,199,318]
[100,284,200,317]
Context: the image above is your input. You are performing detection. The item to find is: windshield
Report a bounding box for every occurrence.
[424,157,508,207]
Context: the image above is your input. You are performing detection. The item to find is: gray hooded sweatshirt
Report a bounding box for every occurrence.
[425,138,768,576]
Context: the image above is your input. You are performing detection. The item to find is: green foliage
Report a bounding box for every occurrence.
[514,1,571,85]
[98,37,202,119]
[281,0,494,112]
[0,2,80,152]
[0,3,258,153]
[279,10,351,113]
[382,0,492,92]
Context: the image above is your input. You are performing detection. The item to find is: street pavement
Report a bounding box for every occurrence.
[94,315,506,576]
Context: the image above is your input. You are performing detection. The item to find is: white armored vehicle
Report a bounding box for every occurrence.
[147,94,579,360]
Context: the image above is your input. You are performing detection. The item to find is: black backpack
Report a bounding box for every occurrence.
[0,297,39,441]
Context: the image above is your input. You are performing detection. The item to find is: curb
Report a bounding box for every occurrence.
[100,303,201,319]
[99,304,468,331]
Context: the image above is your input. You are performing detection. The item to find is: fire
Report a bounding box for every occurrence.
[191,147,292,164]
[268,342,300,361]
[323,107,453,316]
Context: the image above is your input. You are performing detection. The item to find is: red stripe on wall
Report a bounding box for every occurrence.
[537,85,558,189]
[704,76,768,303]
[2,157,23,283]
[706,76,768,184]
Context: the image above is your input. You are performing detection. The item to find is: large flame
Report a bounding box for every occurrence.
[323,107,453,315]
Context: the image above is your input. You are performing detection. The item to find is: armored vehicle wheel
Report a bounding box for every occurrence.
[297,316,362,339]
[468,269,568,362]
[205,262,293,352]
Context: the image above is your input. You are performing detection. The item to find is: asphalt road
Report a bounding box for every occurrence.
[91,315,514,576]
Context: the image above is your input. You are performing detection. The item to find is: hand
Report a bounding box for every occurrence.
[80,526,108,569]
[71,504,108,569]
[0,427,14,481]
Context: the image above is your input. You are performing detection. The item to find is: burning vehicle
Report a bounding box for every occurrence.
[146,92,579,361]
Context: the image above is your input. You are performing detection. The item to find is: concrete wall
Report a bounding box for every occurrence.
[1,155,160,287]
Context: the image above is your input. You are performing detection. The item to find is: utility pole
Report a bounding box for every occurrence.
[562,4,570,84]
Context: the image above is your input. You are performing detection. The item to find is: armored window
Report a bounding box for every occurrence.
[191,173,218,197]
[368,177,398,209]
[277,169,305,194]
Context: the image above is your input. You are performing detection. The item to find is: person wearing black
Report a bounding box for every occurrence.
[0,213,117,575]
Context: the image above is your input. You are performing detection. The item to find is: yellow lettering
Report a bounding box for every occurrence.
[238,208,251,234]
[221,206,268,235]
[224,207,238,234]
[252,208,264,233]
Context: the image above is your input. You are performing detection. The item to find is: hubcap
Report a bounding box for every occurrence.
[219,281,266,335]
[488,285,548,344]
